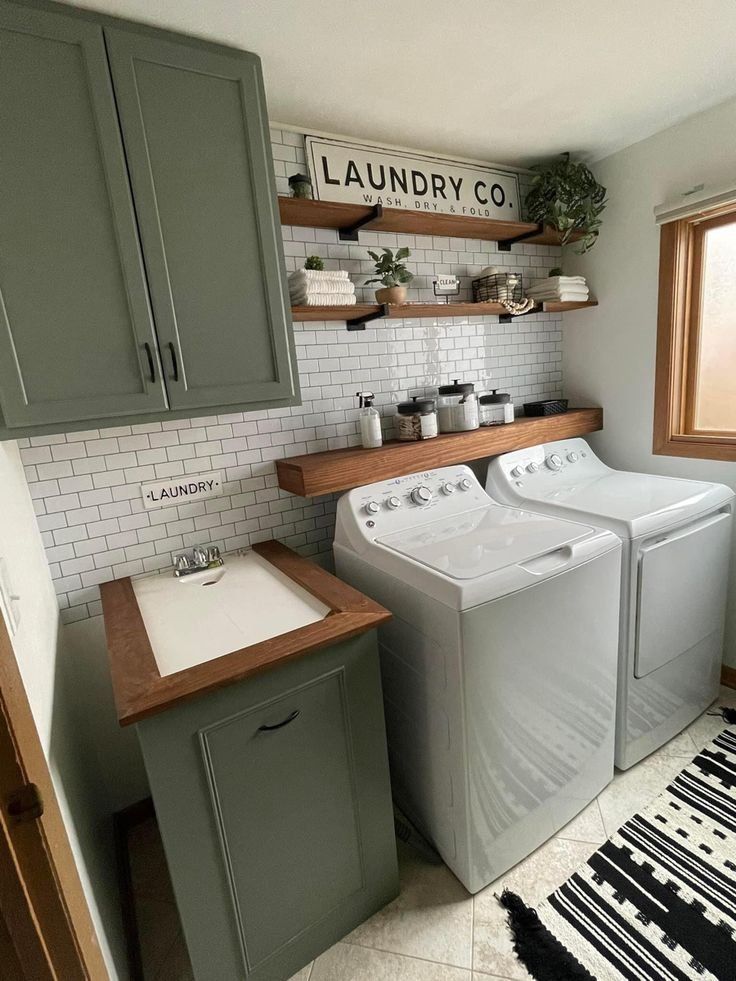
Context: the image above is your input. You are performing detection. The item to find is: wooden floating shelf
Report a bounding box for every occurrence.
[291,299,597,326]
[279,196,585,247]
[276,408,603,498]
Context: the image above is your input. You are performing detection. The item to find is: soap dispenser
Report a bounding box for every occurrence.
[356,391,382,449]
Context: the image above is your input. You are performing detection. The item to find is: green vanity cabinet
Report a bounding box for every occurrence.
[136,631,399,981]
[0,0,297,438]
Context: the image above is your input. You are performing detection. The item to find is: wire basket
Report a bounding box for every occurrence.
[472,272,523,304]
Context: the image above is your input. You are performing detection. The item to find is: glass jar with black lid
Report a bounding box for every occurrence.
[396,396,438,441]
[479,389,514,426]
[436,379,479,433]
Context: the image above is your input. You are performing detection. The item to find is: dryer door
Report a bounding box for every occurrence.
[635,511,731,678]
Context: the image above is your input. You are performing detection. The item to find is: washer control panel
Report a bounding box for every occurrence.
[340,465,491,540]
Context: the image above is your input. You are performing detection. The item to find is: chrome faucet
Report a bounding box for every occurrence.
[173,543,224,578]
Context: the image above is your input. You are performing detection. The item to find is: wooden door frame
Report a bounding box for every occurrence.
[0,612,108,979]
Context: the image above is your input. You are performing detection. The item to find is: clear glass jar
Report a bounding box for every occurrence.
[479,390,514,426]
[436,379,479,433]
[396,397,438,441]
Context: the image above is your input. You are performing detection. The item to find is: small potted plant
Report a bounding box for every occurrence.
[365,247,413,304]
[304,255,324,270]
[524,152,607,253]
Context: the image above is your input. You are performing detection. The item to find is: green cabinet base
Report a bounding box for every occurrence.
[136,631,398,981]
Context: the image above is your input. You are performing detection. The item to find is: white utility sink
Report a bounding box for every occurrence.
[132,551,331,677]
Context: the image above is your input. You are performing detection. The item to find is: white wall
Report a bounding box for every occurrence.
[0,442,130,978]
[563,95,736,669]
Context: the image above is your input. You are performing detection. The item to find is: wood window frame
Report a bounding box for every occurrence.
[654,202,736,460]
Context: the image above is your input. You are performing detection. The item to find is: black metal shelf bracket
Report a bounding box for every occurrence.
[339,204,384,242]
[497,223,544,252]
[346,303,389,331]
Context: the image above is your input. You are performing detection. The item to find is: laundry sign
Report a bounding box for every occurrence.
[140,471,223,511]
[305,136,520,221]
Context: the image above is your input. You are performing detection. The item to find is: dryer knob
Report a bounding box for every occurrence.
[526,462,539,474]
[458,478,472,491]
[363,500,380,515]
[440,482,456,495]
[510,465,524,478]
[410,485,433,505]
[545,453,563,471]
[386,495,402,510]
[567,452,579,463]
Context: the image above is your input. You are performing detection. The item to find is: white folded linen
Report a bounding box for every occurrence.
[291,293,357,307]
[289,269,351,283]
[531,291,591,303]
[289,280,356,296]
[530,275,587,287]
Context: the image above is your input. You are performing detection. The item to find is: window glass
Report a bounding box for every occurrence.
[693,219,736,432]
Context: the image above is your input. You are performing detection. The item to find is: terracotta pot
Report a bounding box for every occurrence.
[375,285,407,305]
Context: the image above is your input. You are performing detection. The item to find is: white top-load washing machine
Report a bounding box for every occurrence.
[486,438,734,771]
[334,464,621,893]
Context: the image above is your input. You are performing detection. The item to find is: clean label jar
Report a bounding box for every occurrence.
[479,390,514,426]
[436,379,479,433]
[396,397,438,441]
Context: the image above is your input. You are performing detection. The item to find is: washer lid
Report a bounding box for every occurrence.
[376,504,593,581]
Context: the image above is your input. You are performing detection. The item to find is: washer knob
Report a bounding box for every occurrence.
[440,482,456,495]
[545,453,563,471]
[458,478,472,491]
[567,452,579,463]
[510,465,524,478]
[410,485,432,506]
[386,495,402,510]
[526,462,539,474]
[364,500,380,515]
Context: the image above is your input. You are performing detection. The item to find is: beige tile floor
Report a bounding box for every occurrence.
[130,686,736,981]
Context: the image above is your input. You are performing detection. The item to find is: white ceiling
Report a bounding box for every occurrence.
[68,0,736,167]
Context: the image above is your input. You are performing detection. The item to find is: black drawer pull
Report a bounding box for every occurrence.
[258,709,300,732]
[168,342,179,382]
[143,343,155,383]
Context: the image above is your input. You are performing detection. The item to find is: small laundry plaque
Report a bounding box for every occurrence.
[140,471,223,511]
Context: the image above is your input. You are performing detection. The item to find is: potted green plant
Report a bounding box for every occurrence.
[365,247,413,304]
[304,255,324,270]
[524,153,607,253]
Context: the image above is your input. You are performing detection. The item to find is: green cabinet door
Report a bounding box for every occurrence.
[105,28,298,413]
[0,2,168,428]
[137,632,398,980]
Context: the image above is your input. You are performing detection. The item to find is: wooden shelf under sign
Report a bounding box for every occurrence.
[279,197,585,247]
[290,299,598,326]
[276,408,603,497]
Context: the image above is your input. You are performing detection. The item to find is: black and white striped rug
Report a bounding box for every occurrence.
[500,725,736,980]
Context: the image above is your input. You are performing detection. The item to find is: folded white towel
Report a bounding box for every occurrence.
[289,269,350,282]
[530,275,587,287]
[291,293,357,307]
[289,280,356,297]
[528,282,588,294]
[527,289,589,301]
[532,291,591,304]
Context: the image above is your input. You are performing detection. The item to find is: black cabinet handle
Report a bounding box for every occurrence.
[143,343,155,383]
[168,342,179,382]
[258,709,300,732]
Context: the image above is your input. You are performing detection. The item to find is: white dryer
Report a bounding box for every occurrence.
[486,438,734,770]
[334,465,621,893]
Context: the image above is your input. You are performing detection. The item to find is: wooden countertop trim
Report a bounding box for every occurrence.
[101,542,391,726]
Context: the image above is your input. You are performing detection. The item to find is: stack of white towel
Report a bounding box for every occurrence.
[288,269,356,307]
[527,276,589,303]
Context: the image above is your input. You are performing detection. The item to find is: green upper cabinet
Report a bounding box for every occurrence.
[105,27,297,413]
[0,1,168,428]
[0,1,298,437]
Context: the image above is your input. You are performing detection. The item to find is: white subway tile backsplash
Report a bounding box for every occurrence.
[20,129,564,620]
